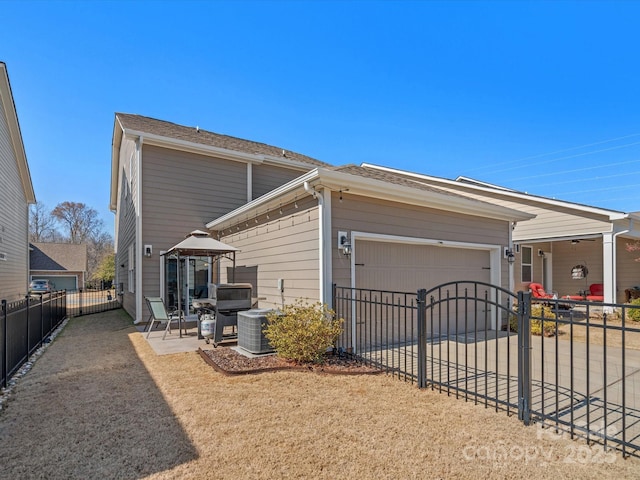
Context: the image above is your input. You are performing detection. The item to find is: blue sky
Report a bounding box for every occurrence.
[3,0,640,231]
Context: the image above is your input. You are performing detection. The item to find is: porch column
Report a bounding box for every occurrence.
[602,232,615,304]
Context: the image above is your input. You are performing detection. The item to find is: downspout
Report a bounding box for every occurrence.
[134,136,144,323]
[508,222,515,293]
[303,181,329,305]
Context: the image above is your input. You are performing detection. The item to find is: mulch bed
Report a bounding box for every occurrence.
[198,347,382,376]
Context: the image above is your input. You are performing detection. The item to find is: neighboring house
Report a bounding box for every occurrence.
[361,164,640,304]
[0,62,36,302]
[29,242,88,291]
[110,113,331,323]
[110,113,533,325]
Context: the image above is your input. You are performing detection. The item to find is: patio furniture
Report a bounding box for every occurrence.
[564,283,604,302]
[145,296,184,340]
[529,283,556,300]
[585,283,604,302]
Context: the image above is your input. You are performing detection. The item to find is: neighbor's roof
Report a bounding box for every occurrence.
[30,243,88,272]
[361,163,632,221]
[0,62,35,203]
[115,113,330,168]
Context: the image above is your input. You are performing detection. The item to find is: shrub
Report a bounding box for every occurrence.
[626,298,640,322]
[263,299,344,364]
[509,304,557,336]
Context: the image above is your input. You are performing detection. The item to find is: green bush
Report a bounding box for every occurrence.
[263,299,344,364]
[509,304,557,336]
[626,298,640,322]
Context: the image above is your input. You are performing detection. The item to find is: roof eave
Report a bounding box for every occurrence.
[120,126,317,171]
[207,167,534,231]
[109,115,124,211]
[363,163,629,219]
[206,169,322,230]
[0,63,35,204]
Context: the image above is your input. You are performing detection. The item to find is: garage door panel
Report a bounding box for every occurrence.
[355,242,490,292]
[354,241,492,339]
[33,275,77,291]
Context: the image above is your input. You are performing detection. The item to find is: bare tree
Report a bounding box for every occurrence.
[51,201,103,243]
[626,241,640,262]
[88,231,114,281]
[29,201,57,242]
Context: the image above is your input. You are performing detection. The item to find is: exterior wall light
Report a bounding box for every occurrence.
[338,231,352,257]
[504,247,515,264]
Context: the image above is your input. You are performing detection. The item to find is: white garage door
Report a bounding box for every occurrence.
[353,240,493,339]
[355,241,491,292]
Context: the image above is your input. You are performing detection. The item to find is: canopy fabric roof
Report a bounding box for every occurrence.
[163,230,238,257]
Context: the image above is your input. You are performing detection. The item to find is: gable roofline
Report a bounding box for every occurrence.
[0,62,35,204]
[110,113,330,211]
[206,166,534,231]
[362,163,630,221]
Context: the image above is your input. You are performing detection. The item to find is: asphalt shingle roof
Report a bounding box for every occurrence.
[116,113,331,168]
[332,164,501,203]
[30,243,88,271]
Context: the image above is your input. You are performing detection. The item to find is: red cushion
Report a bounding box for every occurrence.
[589,284,604,296]
[529,283,553,299]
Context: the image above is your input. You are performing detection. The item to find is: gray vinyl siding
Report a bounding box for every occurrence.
[115,136,138,317]
[252,164,306,199]
[140,145,251,317]
[331,192,510,291]
[218,195,320,308]
[513,241,553,293]
[617,236,640,302]
[433,185,610,240]
[0,95,29,301]
[551,239,603,299]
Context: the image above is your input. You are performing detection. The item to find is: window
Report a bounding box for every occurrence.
[128,244,135,293]
[521,246,532,283]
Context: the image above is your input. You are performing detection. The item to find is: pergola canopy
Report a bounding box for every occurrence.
[163,230,238,257]
[161,231,238,335]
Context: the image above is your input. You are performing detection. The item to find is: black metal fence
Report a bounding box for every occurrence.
[333,283,640,458]
[1,288,121,389]
[1,292,67,388]
[65,288,120,317]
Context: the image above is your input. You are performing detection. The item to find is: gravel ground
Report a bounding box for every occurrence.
[1,309,640,479]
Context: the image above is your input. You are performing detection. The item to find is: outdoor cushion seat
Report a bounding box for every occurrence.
[529,283,555,299]
[586,283,604,302]
[564,283,604,301]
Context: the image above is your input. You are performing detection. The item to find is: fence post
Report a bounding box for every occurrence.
[417,289,427,389]
[518,291,532,425]
[25,295,30,359]
[2,299,6,388]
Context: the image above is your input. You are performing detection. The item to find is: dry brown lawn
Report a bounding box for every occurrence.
[1,309,640,479]
[556,312,640,350]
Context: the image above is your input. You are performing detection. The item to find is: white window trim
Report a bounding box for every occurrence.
[521,245,533,283]
[128,244,135,293]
